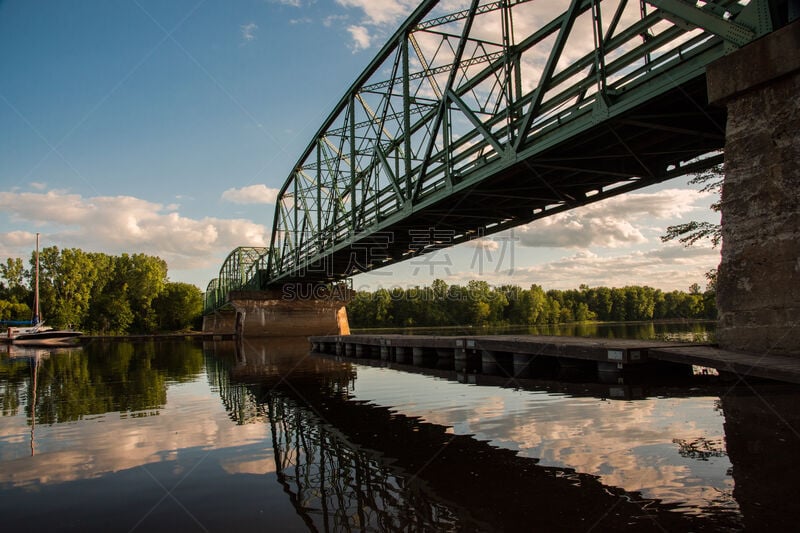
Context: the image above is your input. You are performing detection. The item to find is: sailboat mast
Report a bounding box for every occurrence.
[33,232,40,326]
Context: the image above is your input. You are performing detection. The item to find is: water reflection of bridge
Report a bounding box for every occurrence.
[201,338,794,531]
[205,339,461,530]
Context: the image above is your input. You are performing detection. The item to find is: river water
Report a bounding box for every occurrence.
[1,330,798,531]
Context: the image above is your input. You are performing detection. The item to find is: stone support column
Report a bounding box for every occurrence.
[707,21,800,355]
[225,284,352,337]
[201,309,236,335]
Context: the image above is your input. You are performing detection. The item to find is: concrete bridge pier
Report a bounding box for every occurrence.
[201,309,236,338]
[708,20,800,356]
[203,285,351,338]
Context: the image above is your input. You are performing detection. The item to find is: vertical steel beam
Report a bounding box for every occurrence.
[349,98,357,232]
[317,140,322,250]
[591,0,607,95]
[402,34,412,201]
[502,0,516,142]
[513,0,583,152]
[414,0,481,201]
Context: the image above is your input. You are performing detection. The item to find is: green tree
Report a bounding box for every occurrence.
[83,253,131,334]
[0,299,31,322]
[34,246,99,328]
[609,288,627,321]
[347,291,377,327]
[465,280,494,325]
[527,284,549,324]
[153,282,203,331]
[117,254,168,333]
[587,286,613,321]
[1,257,28,303]
[499,285,524,324]
[574,302,595,322]
[0,256,31,321]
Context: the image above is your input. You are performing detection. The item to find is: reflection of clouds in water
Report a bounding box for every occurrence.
[496,397,732,511]
[351,367,734,513]
[467,395,506,427]
[220,453,276,476]
[0,382,271,488]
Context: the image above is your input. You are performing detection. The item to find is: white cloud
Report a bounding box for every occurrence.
[335,0,417,27]
[0,381,272,488]
[347,25,372,51]
[269,0,302,6]
[356,184,719,292]
[240,22,258,43]
[464,238,499,251]
[221,184,280,205]
[518,215,647,249]
[446,245,720,292]
[0,189,270,280]
[334,0,420,50]
[517,189,708,249]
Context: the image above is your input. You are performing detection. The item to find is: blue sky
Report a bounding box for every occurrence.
[0,0,720,292]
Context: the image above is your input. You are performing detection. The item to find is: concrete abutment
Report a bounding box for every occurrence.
[202,285,352,338]
[708,20,800,356]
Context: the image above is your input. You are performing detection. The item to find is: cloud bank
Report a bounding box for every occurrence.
[516,189,707,249]
[0,189,269,278]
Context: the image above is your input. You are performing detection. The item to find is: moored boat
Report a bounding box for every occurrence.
[6,234,84,346]
[8,323,82,346]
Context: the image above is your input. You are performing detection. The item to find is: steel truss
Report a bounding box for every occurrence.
[204,246,268,312]
[207,0,786,310]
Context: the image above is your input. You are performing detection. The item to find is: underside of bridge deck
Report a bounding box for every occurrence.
[267,76,724,286]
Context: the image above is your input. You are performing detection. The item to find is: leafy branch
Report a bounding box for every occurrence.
[661,164,723,248]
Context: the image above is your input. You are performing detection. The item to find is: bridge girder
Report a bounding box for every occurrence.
[206,0,790,311]
[262,0,783,288]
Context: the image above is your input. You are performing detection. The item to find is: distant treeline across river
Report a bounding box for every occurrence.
[347,280,716,329]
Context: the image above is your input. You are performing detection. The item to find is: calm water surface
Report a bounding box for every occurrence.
[1,331,798,532]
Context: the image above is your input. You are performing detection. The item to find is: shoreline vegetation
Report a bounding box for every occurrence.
[347,279,716,329]
[1,247,203,335]
[4,248,715,336]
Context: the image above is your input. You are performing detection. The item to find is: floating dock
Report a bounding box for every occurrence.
[309,334,800,385]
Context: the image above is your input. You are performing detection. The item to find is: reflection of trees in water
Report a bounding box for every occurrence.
[673,437,727,461]
[1,357,28,416]
[0,341,205,424]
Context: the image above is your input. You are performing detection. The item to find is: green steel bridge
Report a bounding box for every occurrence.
[204,0,795,313]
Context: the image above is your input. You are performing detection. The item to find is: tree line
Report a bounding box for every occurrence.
[1,247,202,334]
[347,279,716,329]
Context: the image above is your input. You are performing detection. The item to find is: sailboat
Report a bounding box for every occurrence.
[6,234,83,346]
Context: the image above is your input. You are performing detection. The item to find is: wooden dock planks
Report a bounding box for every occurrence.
[648,345,800,385]
[309,334,701,366]
[309,334,800,385]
